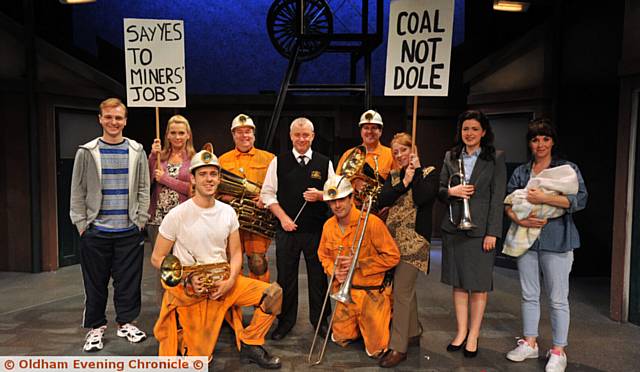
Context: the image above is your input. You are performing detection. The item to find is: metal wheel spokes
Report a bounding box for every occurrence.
[267,0,333,61]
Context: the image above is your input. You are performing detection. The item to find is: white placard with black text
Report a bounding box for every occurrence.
[124,18,186,107]
[384,0,454,96]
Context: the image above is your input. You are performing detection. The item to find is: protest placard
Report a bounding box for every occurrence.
[384,0,454,96]
[124,18,186,107]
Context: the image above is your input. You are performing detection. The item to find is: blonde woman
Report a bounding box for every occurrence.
[377,132,439,368]
[147,115,196,246]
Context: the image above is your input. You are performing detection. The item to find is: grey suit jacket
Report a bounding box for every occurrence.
[438,150,506,238]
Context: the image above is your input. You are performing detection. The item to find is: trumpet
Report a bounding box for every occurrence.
[448,157,476,230]
[308,193,374,365]
[160,254,230,297]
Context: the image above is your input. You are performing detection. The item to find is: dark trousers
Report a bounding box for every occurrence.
[275,230,330,330]
[80,226,144,329]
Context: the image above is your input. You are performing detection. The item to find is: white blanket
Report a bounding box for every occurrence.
[502,165,578,257]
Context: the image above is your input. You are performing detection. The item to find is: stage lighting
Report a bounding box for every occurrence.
[59,0,96,4]
[493,1,530,12]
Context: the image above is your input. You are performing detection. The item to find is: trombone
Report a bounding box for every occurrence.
[307,193,374,365]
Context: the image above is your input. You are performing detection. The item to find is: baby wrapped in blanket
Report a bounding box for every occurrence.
[502,164,578,257]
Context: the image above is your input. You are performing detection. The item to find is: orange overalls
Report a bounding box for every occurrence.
[317,206,400,357]
[336,142,397,181]
[219,147,275,282]
[154,276,276,357]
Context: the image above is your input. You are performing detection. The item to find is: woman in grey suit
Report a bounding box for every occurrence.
[439,110,506,358]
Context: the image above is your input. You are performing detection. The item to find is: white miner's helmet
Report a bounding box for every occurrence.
[189,148,220,173]
[230,113,256,131]
[323,174,354,201]
[358,110,383,127]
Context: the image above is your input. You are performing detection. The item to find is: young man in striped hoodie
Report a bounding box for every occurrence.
[70,97,150,352]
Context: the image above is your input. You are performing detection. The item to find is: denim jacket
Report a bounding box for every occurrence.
[507,159,588,252]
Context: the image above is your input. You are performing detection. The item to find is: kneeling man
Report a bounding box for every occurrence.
[151,147,282,369]
[317,175,400,358]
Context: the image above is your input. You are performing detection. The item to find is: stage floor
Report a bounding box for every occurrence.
[0,240,638,371]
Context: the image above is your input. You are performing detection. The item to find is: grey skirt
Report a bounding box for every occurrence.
[440,231,496,292]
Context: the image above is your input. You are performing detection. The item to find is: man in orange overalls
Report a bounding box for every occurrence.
[336,110,396,182]
[151,148,282,368]
[219,114,276,282]
[317,174,400,358]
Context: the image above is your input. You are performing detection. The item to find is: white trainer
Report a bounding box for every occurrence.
[506,338,539,362]
[117,323,147,343]
[545,350,567,372]
[83,325,106,352]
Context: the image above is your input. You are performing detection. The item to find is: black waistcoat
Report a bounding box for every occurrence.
[276,151,329,232]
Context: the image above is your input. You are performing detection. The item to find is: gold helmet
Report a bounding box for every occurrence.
[231,113,256,131]
[323,174,353,201]
[358,109,383,127]
[189,147,220,173]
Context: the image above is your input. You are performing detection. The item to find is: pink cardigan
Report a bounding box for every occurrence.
[147,152,192,223]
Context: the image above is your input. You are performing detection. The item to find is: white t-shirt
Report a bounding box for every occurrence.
[159,199,240,266]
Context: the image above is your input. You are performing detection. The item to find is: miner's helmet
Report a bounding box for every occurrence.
[358,109,383,127]
[230,113,256,131]
[189,144,220,173]
[323,174,354,201]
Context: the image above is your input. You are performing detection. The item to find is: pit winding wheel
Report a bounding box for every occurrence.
[267,0,333,61]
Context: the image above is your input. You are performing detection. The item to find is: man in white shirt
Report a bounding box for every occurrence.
[260,118,334,340]
[151,147,282,369]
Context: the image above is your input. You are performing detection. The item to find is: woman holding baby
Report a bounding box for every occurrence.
[504,118,588,372]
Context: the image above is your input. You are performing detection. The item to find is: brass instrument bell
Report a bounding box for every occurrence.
[218,168,262,198]
[339,146,382,202]
[160,254,184,287]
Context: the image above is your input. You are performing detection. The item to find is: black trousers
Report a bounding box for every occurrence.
[79,226,144,329]
[275,230,331,330]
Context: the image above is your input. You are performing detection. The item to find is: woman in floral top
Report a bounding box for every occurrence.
[147,115,196,247]
[376,132,439,368]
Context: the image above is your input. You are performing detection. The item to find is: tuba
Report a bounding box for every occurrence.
[217,168,277,239]
[160,254,230,298]
[447,157,476,230]
[339,146,383,205]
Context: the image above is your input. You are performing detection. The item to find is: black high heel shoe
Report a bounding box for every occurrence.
[463,337,479,358]
[446,336,467,352]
